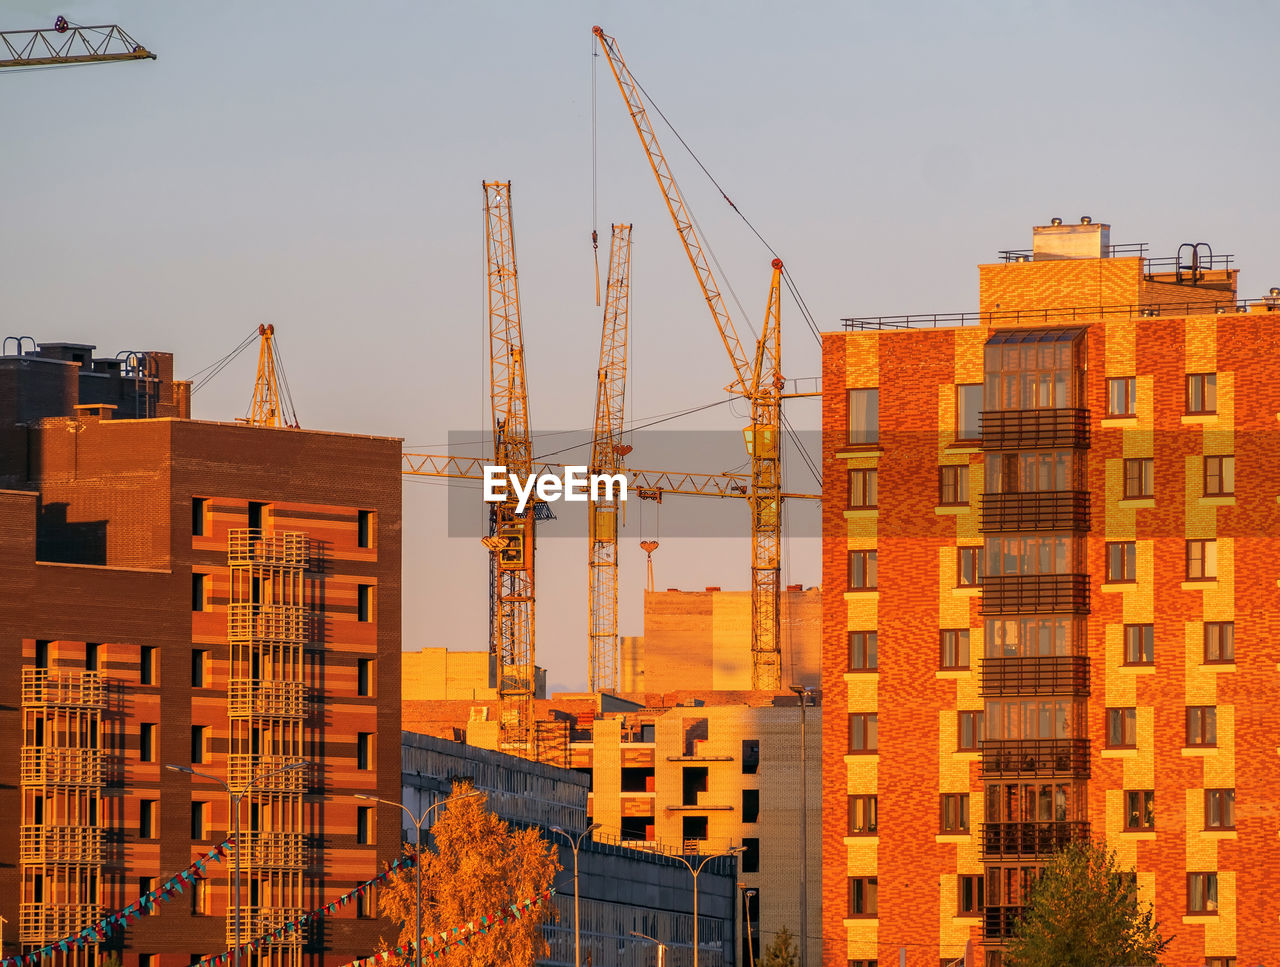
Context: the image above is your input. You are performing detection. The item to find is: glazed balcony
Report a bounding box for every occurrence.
[981,738,1090,778]
[979,491,1090,534]
[980,408,1089,451]
[979,574,1090,616]
[983,905,1022,942]
[981,820,1090,860]
[981,656,1090,697]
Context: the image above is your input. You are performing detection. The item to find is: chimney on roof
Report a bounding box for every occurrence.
[1032,216,1110,260]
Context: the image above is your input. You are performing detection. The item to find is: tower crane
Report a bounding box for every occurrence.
[243,324,300,428]
[588,224,633,693]
[0,17,155,68]
[593,26,787,691]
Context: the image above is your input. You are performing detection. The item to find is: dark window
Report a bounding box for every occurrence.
[1186,539,1217,580]
[1204,622,1234,663]
[848,469,878,509]
[357,509,374,548]
[1186,374,1217,415]
[849,962,878,967]
[139,954,155,967]
[191,725,206,764]
[1205,960,1236,967]
[1187,706,1217,747]
[847,389,879,447]
[742,789,760,824]
[848,794,877,835]
[1106,542,1136,582]
[1204,455,1235,496]
[682,815,708,843]
[357,732,372,770]
[940,793,969,833]
[140,723,155,763]
[138,877,153,900]
[192,573,207,612]
[682,766,708,806]
[848,713,878,754]
[848,551,877,590]
[139,800,156,839]
[1123,458,1153,498]
[140,646,155,685]
[190,879,206,916]
[357,584,374,622]
[958,874,984,915]
[957,547,981,587]
[940,629,970,670]
[247,501,266,530]
[357,658,373,696]
[741,838,760,873]
[1124,790,1154,831]
[1187,872,1218,914]
[85,642,99,672]
[191,801,206,840]
[35,640,49,669]
[192,497,208,537]
[848,631,877,672]
[356,886,374,919]
[191,650,207,688]
[1123,624,1154,665]
[1205,789,1235,830]
[847,877,877,918]
[1107,377,1136,417]
[939,465,969,506]
[356,805,373,844]
[956,384,983,441]
[741,739,760,775]
[1107,708,1137,749]
[958,712,982,752]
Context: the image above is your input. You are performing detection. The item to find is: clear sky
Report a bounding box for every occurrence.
[5,1,1279,692]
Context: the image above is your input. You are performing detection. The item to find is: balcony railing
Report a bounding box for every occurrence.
[228,604,309,644]
[20,748,103,787]
[980,408,1090,451]
[19,825,105,865]
[19,903,104,944]
[981,738,1090,778]
[227,907,307,946]
[238,830,305,868]
[981,821,1090,860]
[21,670,105,709]
[228,679,307,718]
[983,905,1023,942]
[228,529,307,567]
[979,574,1090,615]
[981,656,1090,697]
[226,755,307,792]
[979,491,1090,533]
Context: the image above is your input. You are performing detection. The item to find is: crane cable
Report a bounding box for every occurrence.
[186,330,258,395]
[590,39,601,306]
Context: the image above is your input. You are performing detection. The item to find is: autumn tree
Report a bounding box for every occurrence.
[760,925,797,967]
[1005,840,1169,967]
[378,782,559,967]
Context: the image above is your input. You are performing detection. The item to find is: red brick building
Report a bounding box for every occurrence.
[821,222,1280,965]
[0,342,402,967]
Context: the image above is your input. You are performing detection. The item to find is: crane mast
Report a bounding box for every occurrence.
[483,181,536,750]
[593,26,786,690]
[588,224,632,693]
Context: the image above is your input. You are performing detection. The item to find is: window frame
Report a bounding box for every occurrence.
[1105,541,1137,583]
[1122,458,1154,499]
[139,799,157,840]
[191,801,207,840]
[357,584,374,622]
[1187,871,1219,915]
[357,657,374,696]
[1186,706,1217,748]
[140,722,155,763]
[1107,376,1136,417]
[1123,789,1154,831]
[357,732,373,770]
[957,711,983,752]
[939,465,969,506]
[1204,788,1235,830]
[848,713,878,754]
[1203,454,1234,497]
[192,572,208,612]
[940,793,970,834]
[955,383,983,442]
[847,794,877,836]
[956,546,981,588]
[848,468,878,509]
[1185,539,1217,581]
[940,629,970,671]
[191,725,206,765]
[848,631,878,672]
[140,645,155,686]
[1106,707,1137,749]
[1186,373,1218,416]
[191,649,208,688]
[847,876,878,918]
[356,805,373,845]
[192,497,209,537]
[957,873,984,916]
[847,388,879,448]
[357,509,375,549]
[848,550,878,591]
[1122,624,1154,666]
[1203,622,1234,664]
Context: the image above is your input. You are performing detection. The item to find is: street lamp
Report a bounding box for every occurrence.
[549,823,601,967]
[788,683,814,967]
[738,885,757,967]
[672,846,744,967]
[165,759,309,967]
[354,788,482,967]
[630,930,667,967]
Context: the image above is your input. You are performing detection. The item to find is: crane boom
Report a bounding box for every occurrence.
[588,224,632,693]
[483,181,536,750]
[0,20,155,68]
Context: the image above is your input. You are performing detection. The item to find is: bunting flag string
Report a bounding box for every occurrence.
[0,838,236,967]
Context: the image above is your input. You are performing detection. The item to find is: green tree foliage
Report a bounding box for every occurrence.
[378,782,560,967]
[1006,840,1169,967]
[761,924,798,967]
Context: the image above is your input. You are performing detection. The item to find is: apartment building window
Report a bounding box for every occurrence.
[192,573,208,611]
[957,711,982,752]
[848,713,878,754]
[357,509,375,548]
[1186,539,1217,581]
[247,501,267,530]
[849,962,877,967]
[957,547,981,587]
[1123,458,1153,498]
[940,629,970,670]
[1123,624,1154,665]
[191,650,208,688]
[956,384,983,441]
[958,874,984,915]
[1205,789,1235,830]
[848,877,878,918]
[848,551,877,590]
[939,465,969,506]
[140,723,155,763]
[35,639,48,669]
[139,954,155,967]
[848,631,877,672]
[356,885,374,919]
[355,657,374,696]
[848,794,877,835]
[139,800,156,839]
[1205,959,1236,967]
[1204,455,1235,496]
[191,726,206,764]
[1124,790,1154,831]
[1107,377,1136,417]
[742,789,760,824]
[848,469,878,509]
[191,801,207,840]
[357,584,374,622]
[1204,622,1234,663]
[139,877,154,900]
[847,388,879,447]
[141,646,155,685]
[1186,373,1217,415]
[1187,872,1218,914]
[192,497,209,537]
[85,642,99,672]
[1186,706,1217,747]
[357,732,373,770]
[356,805,373,844]
[190,879,207,916]
[1106,708,1137,749]
[1105,542,1136,582]
[682,816,708,843]
[940,793,969,834]
[741,739,760,775]
[741,838,760,874]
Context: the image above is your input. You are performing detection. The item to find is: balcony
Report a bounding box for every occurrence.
[981,408,1089,451]
[227,907,306,946]
[228,529,307,567]
[228,679,307,719]
[239,830,305,868]
[979,574,1090,615]
[983,905,1022,942]
[21,670,105,709]
[981,738,1090,778]
[20,748,103,787]
[228,604,309,644]
[19,903,104,944]
[979,491,1090,534]
[981,656,1090,697]
[981,821,1090,860]
[226,755,307,792]
[20,825,105,865]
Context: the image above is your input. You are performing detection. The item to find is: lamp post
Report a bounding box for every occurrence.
[550,823,601,967]
[672,846,743,967]
[788,684,813,967]
[165,759,309,967]
[630,930,667,967]
[355,789,482,967]
[738,885,757,967]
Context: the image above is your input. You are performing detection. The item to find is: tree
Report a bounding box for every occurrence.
[761,925,798,967]
[1005,840,1170,967]
[378,782,560,967]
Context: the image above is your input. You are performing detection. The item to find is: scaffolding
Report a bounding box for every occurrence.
[227,528,308,966]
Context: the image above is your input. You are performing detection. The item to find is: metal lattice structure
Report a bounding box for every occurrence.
[0,19,155,69]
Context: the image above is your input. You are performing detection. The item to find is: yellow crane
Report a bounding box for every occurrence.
[593,26,787,691]
[588,224,632,693]
[0,17,155,68]
[244,324,300,428]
